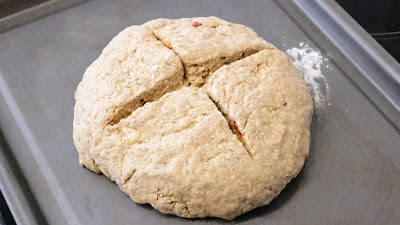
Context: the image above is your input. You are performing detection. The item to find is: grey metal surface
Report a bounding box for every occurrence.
[281,0,400,134]
[0,0,399,224]
[0,0,86,33]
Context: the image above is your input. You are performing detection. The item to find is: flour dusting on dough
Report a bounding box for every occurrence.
[286,43,329,111]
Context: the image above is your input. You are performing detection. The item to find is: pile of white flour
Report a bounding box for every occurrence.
[286,43,329,111]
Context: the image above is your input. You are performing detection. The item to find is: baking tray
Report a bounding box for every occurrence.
[0,0,86,33]
[0,0,399,224]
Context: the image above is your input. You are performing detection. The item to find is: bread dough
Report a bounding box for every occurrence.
[144,17,276,87]
[204,49,312,162]
[73,25,184,173]
[73,17,313,220]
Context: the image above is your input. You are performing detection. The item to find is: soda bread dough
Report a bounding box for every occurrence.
[73,17,313,220]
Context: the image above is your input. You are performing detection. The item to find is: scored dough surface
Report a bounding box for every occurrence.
[73,17,313,220]
[144,17,276,87]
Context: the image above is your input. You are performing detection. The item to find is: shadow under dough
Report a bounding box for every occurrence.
[234,168,307,222]
[134,166,307,223]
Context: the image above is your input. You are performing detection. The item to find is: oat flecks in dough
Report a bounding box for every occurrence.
[73,17,313,220]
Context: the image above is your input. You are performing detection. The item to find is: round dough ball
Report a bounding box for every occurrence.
[73,17,313,220]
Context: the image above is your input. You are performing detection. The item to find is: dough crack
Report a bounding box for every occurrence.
[207,96,254,159]
[149,27,271,88]
[123,169,137,185]
[243,108,256,129]
[106,71,184,126]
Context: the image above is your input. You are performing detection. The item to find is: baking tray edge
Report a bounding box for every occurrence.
[0,1,399,224]
[0,81,42,225]
[276,0,400,131]
[0,0,87,34]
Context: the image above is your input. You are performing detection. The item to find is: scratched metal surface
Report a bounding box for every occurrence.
[0,0,399,224]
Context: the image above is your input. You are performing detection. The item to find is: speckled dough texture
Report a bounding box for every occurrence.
[73,17,313,220]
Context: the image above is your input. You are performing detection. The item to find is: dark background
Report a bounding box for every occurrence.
[0,0,50,18]
[0,0,399,224]
[337,0,400,62]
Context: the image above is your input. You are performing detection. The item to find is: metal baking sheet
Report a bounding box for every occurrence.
[0,0,85,33]
[0,0,399,224]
